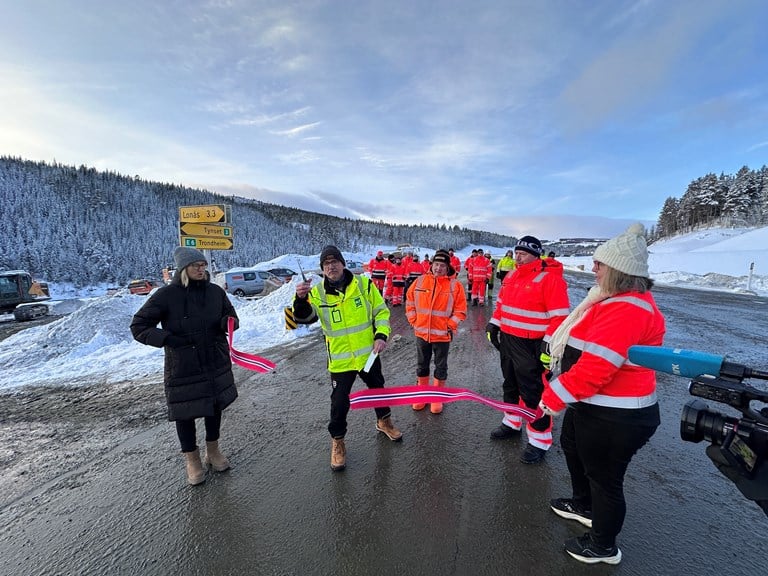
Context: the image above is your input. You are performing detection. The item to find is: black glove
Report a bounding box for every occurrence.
[165,334,188,348]
[485,322,501,351]
[221,316,239,332]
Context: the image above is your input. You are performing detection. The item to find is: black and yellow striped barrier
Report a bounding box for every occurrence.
[284,306,298,330]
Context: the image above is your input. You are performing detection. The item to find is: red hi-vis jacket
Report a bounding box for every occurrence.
[470,255,493,282]
[369,257,389,281]
[405,274,467,342]
[542,291,665,412]
[489,259,569,342]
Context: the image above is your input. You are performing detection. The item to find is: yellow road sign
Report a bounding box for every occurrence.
[180,236,234,250]
[179,222,233,238]
[179,204,227,223]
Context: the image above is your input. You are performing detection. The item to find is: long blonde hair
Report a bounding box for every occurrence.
[599,265,654,295]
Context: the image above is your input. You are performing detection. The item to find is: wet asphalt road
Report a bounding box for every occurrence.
[2,272,768,576]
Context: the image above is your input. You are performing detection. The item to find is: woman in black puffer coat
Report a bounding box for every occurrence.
[131,246,239,486]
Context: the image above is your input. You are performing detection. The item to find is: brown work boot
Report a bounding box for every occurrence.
[204,440,231,472]
[375,415,403,441]
[331,437,346,471]
[430,378,446,414]
[183,449,206,486]
[412,375,430,410]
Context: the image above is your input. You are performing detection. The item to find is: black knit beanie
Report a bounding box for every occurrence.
[319,245,346,267]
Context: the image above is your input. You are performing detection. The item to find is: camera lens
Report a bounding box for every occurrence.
[680,399,734,444]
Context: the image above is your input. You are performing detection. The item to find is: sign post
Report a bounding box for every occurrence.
[178,204,234,254]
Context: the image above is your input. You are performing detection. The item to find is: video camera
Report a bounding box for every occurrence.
[629,346,768,516]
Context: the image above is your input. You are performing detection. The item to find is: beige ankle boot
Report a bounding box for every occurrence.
[184,449,206,485]
[412,375,430,410]
[430,379,446,414]
[331,437,346,471]
[204,440,231,472]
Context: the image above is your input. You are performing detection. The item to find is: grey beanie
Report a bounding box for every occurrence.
[592,223,649,278]
[319,245,346,267]
[174,246,207,270]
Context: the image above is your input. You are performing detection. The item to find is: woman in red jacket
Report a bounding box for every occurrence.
[540,223,665,566]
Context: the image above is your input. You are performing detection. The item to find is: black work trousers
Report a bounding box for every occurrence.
[329,357,390,438]
[499,332,551,431]
[560,406,658,547]
[175,409,222,452]
[416,337,450,380]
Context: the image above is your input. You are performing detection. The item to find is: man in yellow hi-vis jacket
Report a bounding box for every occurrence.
[293,245,402,471]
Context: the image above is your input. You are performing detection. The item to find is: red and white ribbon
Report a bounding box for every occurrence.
[350,385,543,422]
[227,317,277,373]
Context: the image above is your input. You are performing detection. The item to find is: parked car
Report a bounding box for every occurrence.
[217,269,281,297]
[346,261,365,275]
[266,267,297,283]
[127,279,159,295]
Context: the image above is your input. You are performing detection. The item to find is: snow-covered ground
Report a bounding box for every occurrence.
[1,226,767,391]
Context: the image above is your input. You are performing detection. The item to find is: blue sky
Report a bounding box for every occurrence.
[2,1,767,240]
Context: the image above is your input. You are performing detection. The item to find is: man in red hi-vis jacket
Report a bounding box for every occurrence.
[368,250,389,294]
[485,235,570,465]
[470,249,493,306]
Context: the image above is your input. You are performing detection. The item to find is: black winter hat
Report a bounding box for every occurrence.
[319,245,346,267]
[514,236,543,257]
[432,249,455,276]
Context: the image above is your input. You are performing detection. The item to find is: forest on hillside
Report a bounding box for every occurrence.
[3,157,766,286]
[0,157,517,286]
[653,165,768,239]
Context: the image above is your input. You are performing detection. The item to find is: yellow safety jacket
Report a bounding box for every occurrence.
[306,273,391,372]
[497,256,516,273]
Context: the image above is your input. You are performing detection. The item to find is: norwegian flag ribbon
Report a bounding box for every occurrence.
[349,385,544,422]
[227,317,277,373]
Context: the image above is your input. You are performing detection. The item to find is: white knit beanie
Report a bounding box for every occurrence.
[592,223,649,278]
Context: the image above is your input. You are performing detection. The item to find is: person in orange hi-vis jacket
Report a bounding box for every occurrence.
[405,249,467,414]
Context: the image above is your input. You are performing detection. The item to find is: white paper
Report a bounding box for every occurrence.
[362,351,378,373]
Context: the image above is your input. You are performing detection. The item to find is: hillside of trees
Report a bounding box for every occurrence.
[0,157,519,286]
[5,156,765,286]
[653,165,768,239]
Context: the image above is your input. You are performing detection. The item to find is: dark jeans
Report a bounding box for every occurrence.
[175,410,222,452]
[329,357,390,438]
[416,338,450,380]
[560,406,658,547]
[499,332,550,431]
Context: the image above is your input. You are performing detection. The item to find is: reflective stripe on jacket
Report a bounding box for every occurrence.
[489,259,569,340]
[308,273,390,372]
[405,274,467,342]
[369,258,389,280]
[542,291,665,411]
[471,257,493,281]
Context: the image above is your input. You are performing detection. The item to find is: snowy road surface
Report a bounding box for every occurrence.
[1,271,767,576]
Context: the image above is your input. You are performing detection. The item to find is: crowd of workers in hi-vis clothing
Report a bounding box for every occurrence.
[131,225,666,567]
[290,226,665,566]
